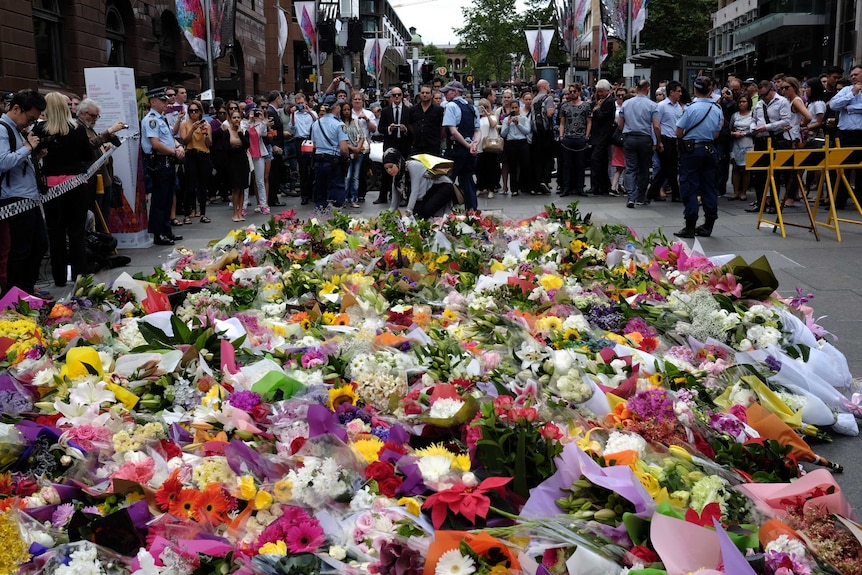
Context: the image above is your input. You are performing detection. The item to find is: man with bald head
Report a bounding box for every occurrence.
[530,79,556,194]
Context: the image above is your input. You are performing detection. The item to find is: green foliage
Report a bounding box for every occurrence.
[639,0,714,56]
[454,0,519,83]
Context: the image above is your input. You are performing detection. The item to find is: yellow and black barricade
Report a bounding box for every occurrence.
[812,138,862,241]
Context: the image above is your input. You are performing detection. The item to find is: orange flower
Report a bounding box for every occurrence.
[332,313,350,326]
[154,469,183,511]
[48,304,74,320]
[196,483,233,524]
[604,402,632,428]
[288,311,311,324]
[169,488,202,520]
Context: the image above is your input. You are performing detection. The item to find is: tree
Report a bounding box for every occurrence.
[453,0,519,83]
[638,0,714,56]
[421,43,447,71]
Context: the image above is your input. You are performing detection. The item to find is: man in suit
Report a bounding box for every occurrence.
[589,79,617,196]
[375,87,412,204]
[265,90,287,207]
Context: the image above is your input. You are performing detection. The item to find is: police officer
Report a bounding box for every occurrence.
[141,87,185,246]
[310,101,349,210]
[674,76,724,238]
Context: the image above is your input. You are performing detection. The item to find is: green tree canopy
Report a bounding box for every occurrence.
[638,0,714,55]
[453,0,519,83]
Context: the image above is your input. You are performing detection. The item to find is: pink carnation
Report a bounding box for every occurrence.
[111,458,155,484]
[66,425,114,452]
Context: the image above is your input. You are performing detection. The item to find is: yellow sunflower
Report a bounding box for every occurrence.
[327,385,358,410]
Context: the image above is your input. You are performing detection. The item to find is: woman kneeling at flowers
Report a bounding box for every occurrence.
[384,148,455,218]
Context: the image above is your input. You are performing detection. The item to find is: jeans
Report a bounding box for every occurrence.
[623,134,653,203]
[249,156,268,208]
[679,145,719,220]
[345,154,363,202]
[647,136,680,199]
[313,157,346,208]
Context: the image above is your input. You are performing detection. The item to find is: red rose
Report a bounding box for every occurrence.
[365,460,396,481]
[290,436,307,454]
[378,476,403,498]
[403,400,423,415]
[159,439,183,460]
[628,545,660,565]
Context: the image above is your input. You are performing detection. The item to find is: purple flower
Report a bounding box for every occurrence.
[227,390,262,412]
[627,388,675,422]
[586,303,625,332]
[623,317,658,337]
[377,540,422,575]
[708,411,746,439]
[51,503,75,528]
[0,389,33,416]
[764,355,782,372]
[301,349,327,369]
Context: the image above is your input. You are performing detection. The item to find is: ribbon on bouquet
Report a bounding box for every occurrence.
[0,134,138,222]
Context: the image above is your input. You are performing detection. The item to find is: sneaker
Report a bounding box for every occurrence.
[626,202,635,209]
[487,191,494,199]
[254,206,262,213]
[350,202,360,208]
[260,206,270,215]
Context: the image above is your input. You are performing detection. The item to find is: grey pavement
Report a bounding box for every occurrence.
[38,182,862,507]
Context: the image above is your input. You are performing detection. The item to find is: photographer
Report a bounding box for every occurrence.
[245,105,271,215]
[33,92,96,287]
[178,99,213,223]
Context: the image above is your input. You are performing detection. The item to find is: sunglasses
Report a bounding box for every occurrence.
[228,105,239,110]
[189,108,201,112]
[166,93,176,97]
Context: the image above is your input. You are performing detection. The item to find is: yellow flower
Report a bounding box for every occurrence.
[490,260,505,272]
[273,479,292,503]
[603,332,628,346]
[570,239,586,253]
[488,566,513,575]
[412,443,455,461]
[329,229,347,246]
[634,470,661,498]
[648,372,665,386]
[202,384,225,407]
[300,318,312,331]
[60,347,103,380]
[237,475,257,500]
[254,489,273,510]
[259,540,287,555]
[536,316,562,333]
[322,312,337,325]
[452,453,471,472]
[327,385,358,410]
[436,254,449,264]
[668,445,693,462]
[398,497,422,516]
[353,436,385,464]
[669,490,691,507]
[538,274,563,291]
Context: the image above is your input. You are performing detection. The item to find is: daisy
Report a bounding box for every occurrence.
[196,483,233,524]
[435,549,476,575]
[284,521,325,554]
[155,469,183,512]
[169,488,202,520]
[352,435,385,464]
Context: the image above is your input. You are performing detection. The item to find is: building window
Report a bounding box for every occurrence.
[361,16,376,33]
[361,0,376,12]
[32,0,64,83]
[106,4,126,66]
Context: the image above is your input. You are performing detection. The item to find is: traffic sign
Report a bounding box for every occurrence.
[436,66,447,75]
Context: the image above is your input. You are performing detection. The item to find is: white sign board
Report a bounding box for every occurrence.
[84,67,139,215]
[623,63,636,78]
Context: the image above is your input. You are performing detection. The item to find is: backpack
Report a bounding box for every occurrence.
[531,93,553,134]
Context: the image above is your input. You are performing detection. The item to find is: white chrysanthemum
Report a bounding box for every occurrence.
[428,398,464,419]
[603,430,647,458]
[562,313,591,333]
[417,455,454,484]
[32,367,59,387]
[434,549,476,575]
[765,534,809,558]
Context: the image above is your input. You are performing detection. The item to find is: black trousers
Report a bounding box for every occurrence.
[590,136,612,194]
[45,184,88,285]
[7,205,49,295]
[647,136,680,200]
[268,150,283,205]
[183,150,211,216]
[414,182,455,218]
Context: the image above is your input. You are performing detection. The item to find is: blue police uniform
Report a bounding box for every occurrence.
[141,94,179,241]
[442,91,480,210]
[675,94,723,236]
[311,113,348,209]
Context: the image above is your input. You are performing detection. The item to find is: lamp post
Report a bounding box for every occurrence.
[408,27,423,96]
[203,0,215,92]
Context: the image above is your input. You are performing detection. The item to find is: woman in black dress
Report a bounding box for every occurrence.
[34,92,95,286]
[218,109,250,222]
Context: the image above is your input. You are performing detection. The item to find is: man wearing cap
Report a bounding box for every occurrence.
[673,76,723,238]
[310,102,349,210]
[141,87,185,246]
[441,80,481,210]
[376,87,412,204]
[618,79,661,208]
[743,78,759,109]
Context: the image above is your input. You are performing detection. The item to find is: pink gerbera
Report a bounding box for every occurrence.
[284,521,325,553]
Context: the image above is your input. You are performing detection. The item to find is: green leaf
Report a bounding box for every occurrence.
[81,361,100,375]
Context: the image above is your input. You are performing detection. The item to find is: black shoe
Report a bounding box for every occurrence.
[284,191,301,197]
[540,183,552,195]
[271,201,286,207]
[745,204,760,212]
[652,197,667,202]
[626,202,635,209]
[671,197,682,202]
[764,206,777,214]
[154,235,175,246]
[674,227,696,238]
[576,191,590,197]
[559,192,573,197]
[300,198,310,205]
[373,197,389,204]
[169,233,183,241]
[694,225,712,237]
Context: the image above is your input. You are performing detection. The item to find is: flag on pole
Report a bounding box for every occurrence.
[294,2,317,60]
[277,8,288,60]
[573,0,589,48]
[525,29,555,65]
[632,0,649,37]
[599,23,609,64]
[175,0,236,60]
[364,38,390,77]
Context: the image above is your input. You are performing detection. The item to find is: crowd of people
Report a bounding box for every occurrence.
[2,62,861,296]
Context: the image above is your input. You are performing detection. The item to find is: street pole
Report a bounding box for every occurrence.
[204,0,215,92]
[412,47,420,96]
[314,0,321,93]
[277,0,284,92]
[625,0,633,83]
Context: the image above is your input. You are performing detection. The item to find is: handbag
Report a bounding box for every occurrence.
[369,141,385,163]
[481,134,504,154]
[611,127,625,147]
[300,139,315,153]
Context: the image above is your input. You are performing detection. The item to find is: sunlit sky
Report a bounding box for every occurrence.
[393,0,531,46]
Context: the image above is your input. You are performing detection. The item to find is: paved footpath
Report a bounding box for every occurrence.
[39,187,862,507]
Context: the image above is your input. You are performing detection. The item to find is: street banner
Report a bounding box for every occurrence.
[632,0,649,38]
[295,2,318,60]
[525,29,554,66]
[602,0,648,39]
[277,8,288,60]
[84,67,151,248]
[557,0,590,52]
[600,24,609,64]
[175,0,237,60]
[364,38,390,78]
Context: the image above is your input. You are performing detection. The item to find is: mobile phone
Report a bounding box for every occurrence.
[121,123,129,129]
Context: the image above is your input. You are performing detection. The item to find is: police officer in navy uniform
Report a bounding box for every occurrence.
[310,101,349,210]
[674,76,724,238]
[141,87,185,246]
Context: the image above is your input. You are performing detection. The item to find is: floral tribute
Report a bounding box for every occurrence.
[0,204,861,574]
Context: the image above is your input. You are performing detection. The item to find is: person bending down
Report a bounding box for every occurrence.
[384,148,454,218]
